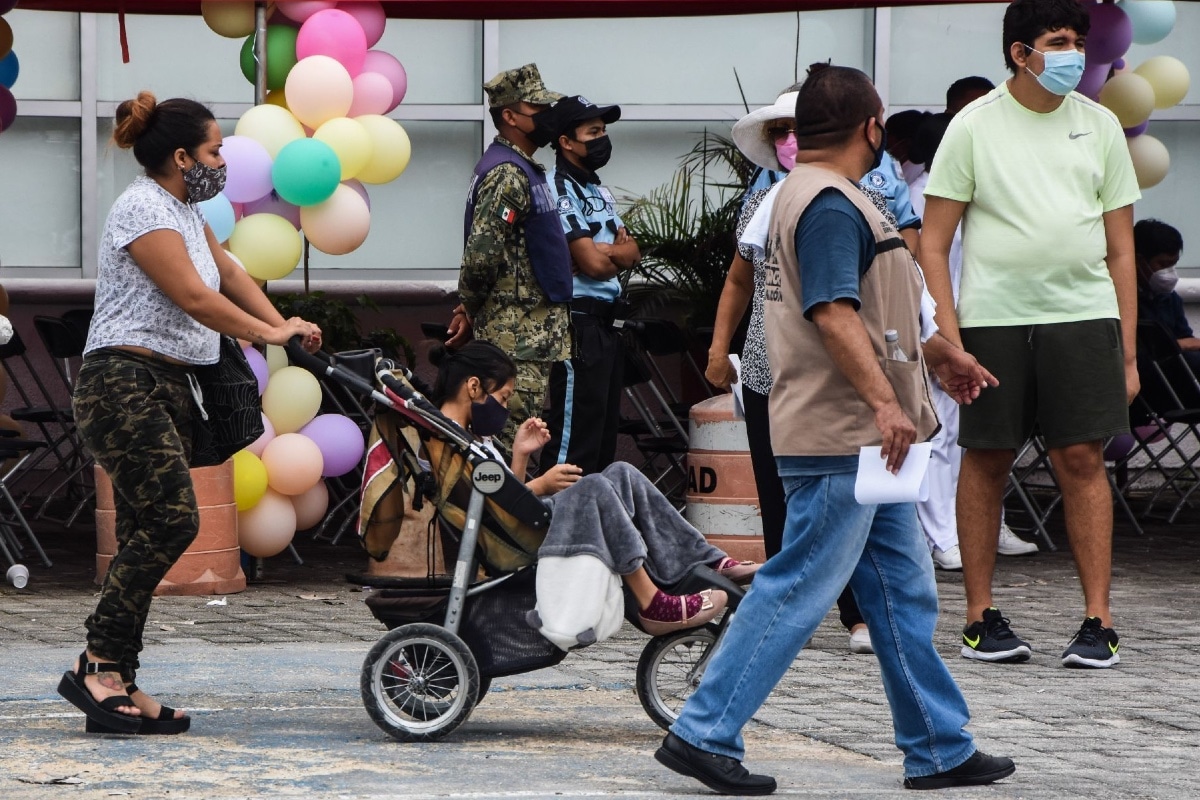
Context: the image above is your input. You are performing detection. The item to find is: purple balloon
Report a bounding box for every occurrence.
[243,345,270,396]
[1077,62,1111,101]
[1124,120,1149,138]
[1086,3,1133,64]
[299,414,365,477]
[343,178,371,211]
[362,50,407,111]
[220,135,275,203]
[1104,433,1135,462]
[244,191,302,229]
[0,84,16,132]
[1112,58,1125,71]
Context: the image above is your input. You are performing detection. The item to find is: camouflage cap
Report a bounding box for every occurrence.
[483,63,564,109]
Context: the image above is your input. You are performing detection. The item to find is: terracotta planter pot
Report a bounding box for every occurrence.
[684,393,766,564]
[94,462,246,596]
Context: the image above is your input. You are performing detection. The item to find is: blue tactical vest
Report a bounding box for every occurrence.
[464,143,573,303]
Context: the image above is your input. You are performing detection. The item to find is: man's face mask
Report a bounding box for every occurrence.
[865,118,887,174]
[1150,267,1179,295]
[1024,44,1085,96]
[182,159,226,204]
[471,393,511,438]
[527,110,556,148]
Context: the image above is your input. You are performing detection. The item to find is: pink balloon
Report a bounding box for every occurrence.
[277,0,336,23]
[348,71,393,117]
[296,9,368,77]
[243,344,270,395]
[339,1,387,48]
[362,50,407,110]
[344,178,371,211]
[0,85,16,132]
[220,135,275,203]
[298,414,365,477]
[1086,3,1133,64]
[247,413,276,457]
[231,201,245,220]
[244,191,302,229]
[1078,62,1111,101]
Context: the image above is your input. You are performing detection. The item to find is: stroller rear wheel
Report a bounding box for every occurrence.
[361,623,480,741]
[636,623,719,731]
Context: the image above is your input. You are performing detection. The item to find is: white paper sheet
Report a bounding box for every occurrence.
[728,354,745,420]
[854,443,933,505]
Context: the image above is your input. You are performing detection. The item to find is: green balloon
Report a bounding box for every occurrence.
[271,138,342,207]
[239,26,298,91]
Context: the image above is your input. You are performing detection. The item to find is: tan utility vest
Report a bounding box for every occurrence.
[764,164,939,457]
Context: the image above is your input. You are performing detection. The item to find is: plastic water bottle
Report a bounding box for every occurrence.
[885,329,908,362]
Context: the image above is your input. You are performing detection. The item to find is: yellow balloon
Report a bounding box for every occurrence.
[201,1,256,38]
[313,117,373,180]
[262,366,323,434]
[300,183,371,255]
[1127,133,1170,189]
[228,213,302,281]
[237,488,296,557]
[1134,56,1191,109]
[355,115,412,185]
[234,104,306,159]
[265,344,289,374]
[231,449,269,511]
[1098,72,1156,129]
[265,89,290,111]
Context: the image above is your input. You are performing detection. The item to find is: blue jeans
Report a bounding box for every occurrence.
[670,467,975,778]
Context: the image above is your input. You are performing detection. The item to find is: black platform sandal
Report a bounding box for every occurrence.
[85,683,191,735]
[56,651,142,734]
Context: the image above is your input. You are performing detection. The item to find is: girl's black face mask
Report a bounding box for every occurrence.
[471,394,510,438]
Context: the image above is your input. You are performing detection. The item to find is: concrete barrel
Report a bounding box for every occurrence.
[95,461,246,596]
[685,394,766,563]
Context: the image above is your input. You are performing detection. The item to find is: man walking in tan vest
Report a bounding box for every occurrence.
[654,64,1013,795]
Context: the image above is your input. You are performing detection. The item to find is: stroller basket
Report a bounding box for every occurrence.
[364,568,566,678]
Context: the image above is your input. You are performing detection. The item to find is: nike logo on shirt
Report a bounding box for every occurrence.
[1069,131,1092,139]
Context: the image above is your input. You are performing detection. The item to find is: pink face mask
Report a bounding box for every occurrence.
[774,133,797,172]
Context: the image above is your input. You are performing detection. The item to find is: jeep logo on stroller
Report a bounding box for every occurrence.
[471,460,507,494]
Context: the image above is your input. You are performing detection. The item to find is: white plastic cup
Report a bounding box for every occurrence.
[6,564,28,589]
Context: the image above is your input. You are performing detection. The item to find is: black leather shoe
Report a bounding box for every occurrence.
[903,750,1016,790]
[654,732,777,796]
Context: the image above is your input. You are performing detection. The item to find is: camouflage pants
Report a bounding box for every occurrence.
[74,350,200,680]
[495,359,553,469]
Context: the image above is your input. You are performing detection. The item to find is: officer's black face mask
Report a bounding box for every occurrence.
[577,135,612,171]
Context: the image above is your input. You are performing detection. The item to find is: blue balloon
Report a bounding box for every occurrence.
[0,51,17,90]
[198,193,236,244]
[1122,0,1176,46]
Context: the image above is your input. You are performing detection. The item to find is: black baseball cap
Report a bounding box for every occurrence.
[545,95,621,138]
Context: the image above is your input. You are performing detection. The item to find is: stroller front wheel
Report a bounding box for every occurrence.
[361,622,480,742]
[636,623,720,731]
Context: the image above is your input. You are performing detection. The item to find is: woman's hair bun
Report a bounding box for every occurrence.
[427,343,451,368]
[112,91,158,149]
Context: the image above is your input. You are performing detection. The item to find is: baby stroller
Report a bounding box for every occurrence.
[285,340,745,742]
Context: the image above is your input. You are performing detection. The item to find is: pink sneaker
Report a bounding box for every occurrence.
[638,588,727,636]
[715,557,761,585]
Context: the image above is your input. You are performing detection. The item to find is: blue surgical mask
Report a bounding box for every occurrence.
[470,393,510,438]
[1024,45,1085,96]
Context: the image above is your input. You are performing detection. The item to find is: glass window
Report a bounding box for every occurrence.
[4,9,80,101]
[499,10,871,106]
[888,3,1008,109]
[0,118,81,270]
[375,20,482,105]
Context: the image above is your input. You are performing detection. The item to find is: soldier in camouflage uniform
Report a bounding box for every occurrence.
[448,64,573,458]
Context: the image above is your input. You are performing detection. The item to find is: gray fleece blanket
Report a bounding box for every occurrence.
[539,462,725,585]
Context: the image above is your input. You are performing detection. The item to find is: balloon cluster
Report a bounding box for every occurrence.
[1078,0,1190,189]
[232,343,366,558]
[0,1,19,135]
[198,1,411,278]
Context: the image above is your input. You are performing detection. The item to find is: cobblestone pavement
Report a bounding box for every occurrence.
[2,494,1198,799]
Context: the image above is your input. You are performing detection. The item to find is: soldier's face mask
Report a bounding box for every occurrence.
[510,107,555,148]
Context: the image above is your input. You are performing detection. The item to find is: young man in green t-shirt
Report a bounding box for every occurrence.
[921,0,1140,670]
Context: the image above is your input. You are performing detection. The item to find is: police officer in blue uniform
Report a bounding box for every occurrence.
[542,96,640,474]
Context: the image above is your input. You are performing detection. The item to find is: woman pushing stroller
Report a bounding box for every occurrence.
[431,341,759,635]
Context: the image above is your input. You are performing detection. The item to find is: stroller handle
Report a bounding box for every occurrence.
[284,335,379,397]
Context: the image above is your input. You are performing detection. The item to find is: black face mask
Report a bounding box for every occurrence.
[527,111,556,149]
[470,394,511,438]
[578,136,612,171]
[865,118,887,174]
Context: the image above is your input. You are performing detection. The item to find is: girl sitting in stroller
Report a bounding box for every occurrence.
[430,341,759,635]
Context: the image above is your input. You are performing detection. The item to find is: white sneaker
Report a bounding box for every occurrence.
[848,627,874,654]
[932,544,962,571]
[997,524,1039,556]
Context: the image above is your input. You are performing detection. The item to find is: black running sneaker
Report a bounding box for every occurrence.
[1062,617,1120,668]
[961,608,1032,663]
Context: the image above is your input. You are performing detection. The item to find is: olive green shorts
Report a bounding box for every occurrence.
[959,319,1130,450]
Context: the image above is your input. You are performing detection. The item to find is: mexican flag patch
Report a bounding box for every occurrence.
[498,206,517,224]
